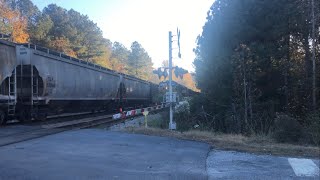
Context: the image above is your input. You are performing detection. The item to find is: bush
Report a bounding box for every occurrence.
[175,101,193,131]
[305,112,320,145]
[273,113,303,143]
[147,111,169,129]
[147,118,169,129]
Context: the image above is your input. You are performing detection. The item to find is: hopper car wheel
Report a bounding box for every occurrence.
[35,113,47,121]
[18,109,31,123]
[0,110,6,125]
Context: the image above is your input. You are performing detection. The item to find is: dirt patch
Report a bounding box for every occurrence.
[124,127,320,158]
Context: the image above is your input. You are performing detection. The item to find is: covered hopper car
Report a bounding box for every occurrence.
[0,38,158,125]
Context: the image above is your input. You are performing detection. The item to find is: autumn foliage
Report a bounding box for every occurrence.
[0,0,198,90]
[0,0,29,43]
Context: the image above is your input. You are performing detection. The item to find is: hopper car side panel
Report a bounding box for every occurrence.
[0,40,17,83]
[123,77,151,100]
[0,40,18,123]
[121,76,152,108]
[30,51,121,100]
[15,47,122,116]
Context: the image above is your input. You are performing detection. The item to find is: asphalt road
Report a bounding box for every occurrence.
[0,125,40,137]
[0,129,209,180]
[0,129,318,180]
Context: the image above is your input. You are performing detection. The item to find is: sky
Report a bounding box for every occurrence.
[31,0,214,72]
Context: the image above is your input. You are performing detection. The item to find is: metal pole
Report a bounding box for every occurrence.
[169,31,173,129]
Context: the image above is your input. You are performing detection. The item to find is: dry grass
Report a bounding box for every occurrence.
[124,127,320,158]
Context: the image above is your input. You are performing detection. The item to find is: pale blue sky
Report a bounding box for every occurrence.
[31,0,214,72]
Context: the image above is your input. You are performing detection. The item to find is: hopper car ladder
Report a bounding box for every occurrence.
[8,68,17,116]
[31,66,39,106]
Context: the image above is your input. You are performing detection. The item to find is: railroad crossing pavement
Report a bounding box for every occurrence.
[0,129,319,180]
[207,150,319,179]
[0,125,40,137]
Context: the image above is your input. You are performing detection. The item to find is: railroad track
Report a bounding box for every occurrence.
[0,114,118,147]
[0,106,167,147]
[0,111,108,139]
[5,111,107,126]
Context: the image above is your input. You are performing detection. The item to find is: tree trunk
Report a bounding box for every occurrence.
[284,33,290,111]
[232,103,240,133]
[243,57,248,130]
[304,34,311,80]
[303,32,312,109]
[311,0,317,110]
[248,83,253,127]
[284,64,289,110]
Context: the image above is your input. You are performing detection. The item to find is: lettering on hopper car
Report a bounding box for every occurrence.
[19,47,27,54]
[46,76,56,94]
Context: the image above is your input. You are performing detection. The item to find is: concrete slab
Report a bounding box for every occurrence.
[207,150,320,180]
[288,158,319,177]
[0,129,210,180]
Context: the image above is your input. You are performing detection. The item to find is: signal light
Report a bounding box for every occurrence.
[174,66,188,79]
[163,69,168,79]
[153,66,187,80]
[153,68,163,79]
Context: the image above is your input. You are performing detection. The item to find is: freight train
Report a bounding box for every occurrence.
[0,38,158,125]
[0,36,194,125]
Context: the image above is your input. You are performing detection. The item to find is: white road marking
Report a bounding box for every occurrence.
[288,158,319,177]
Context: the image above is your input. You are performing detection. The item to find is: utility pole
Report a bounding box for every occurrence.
[151,30,181,129]
[168,31,174,129]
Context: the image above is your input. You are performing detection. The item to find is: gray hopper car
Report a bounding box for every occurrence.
[0,39,158,125]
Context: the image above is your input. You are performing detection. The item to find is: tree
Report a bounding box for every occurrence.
[0,0,29,43]
[110,42,130,73]
[128,41,153,80]
[40,4,108,60]
[48,36,76,57]
[29,14,53,44]
[91,38,113,68]
[194,0,319,134]
[4,0,53,44]
[10,0,40,25]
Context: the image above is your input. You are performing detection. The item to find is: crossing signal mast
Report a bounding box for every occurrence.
[153,28,187,130]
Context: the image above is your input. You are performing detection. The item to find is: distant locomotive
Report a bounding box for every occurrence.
[0,37,195,125]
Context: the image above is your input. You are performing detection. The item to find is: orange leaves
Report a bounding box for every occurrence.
[159,68,199,92]
[174,72,199,92]
[0,0,29,43]
[0,0,15,19]
[181,73,199,92]
[48,37,77,57]
[11,17,29,43]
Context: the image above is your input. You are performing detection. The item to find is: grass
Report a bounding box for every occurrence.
[124,127,320,158]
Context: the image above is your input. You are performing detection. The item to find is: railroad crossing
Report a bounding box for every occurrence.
[0,128,318,180]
